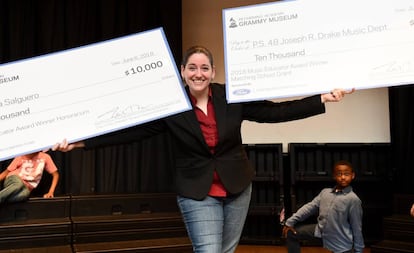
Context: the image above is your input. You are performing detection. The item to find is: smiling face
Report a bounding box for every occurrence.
[181,47,215,96]
[333,163,355,190]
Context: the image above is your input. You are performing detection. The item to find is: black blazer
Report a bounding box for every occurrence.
[85,83,325,200]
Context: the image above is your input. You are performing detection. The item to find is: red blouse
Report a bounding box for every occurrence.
[190,89,227,197]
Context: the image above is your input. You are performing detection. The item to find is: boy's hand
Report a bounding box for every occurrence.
[282,225,297,238]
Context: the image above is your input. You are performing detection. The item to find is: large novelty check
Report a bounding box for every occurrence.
[0,28,191,161]
[223,0,414,103]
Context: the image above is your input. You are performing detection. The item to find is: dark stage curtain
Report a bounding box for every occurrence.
[389,84,414,193]
[1,0,181,195]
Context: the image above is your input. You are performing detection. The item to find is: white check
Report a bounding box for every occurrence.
[0,28,191,161]
[223,0,414,103]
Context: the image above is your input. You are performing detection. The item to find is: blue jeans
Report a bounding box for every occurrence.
[286,224,354,253]
[177,183,252,253]
[286,224,321,253]
[0,175,31,203]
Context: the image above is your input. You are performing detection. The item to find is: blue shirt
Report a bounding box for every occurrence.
[285,186,364,253]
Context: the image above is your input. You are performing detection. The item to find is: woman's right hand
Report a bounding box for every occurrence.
[52,139,85,152]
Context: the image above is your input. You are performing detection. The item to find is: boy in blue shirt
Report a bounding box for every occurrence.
[282,160,364,253]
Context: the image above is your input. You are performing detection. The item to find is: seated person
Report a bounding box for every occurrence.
[0,151,59,203]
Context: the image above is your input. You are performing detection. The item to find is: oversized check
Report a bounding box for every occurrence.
[0,28,191,161]
[223,0,414,103]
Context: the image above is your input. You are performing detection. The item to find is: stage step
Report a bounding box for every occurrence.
[70,193,180,216]
[0,196,71,250]
[370,214,414,253]
[0,245,72,253]
[370,240,414,253]
[72,212,187,243]
[73,237,192,253]
[70,193,187,243]
[0,193,190,251]
[381,215,414,241]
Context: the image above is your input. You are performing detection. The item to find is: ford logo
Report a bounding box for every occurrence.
[233,89,251,96]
